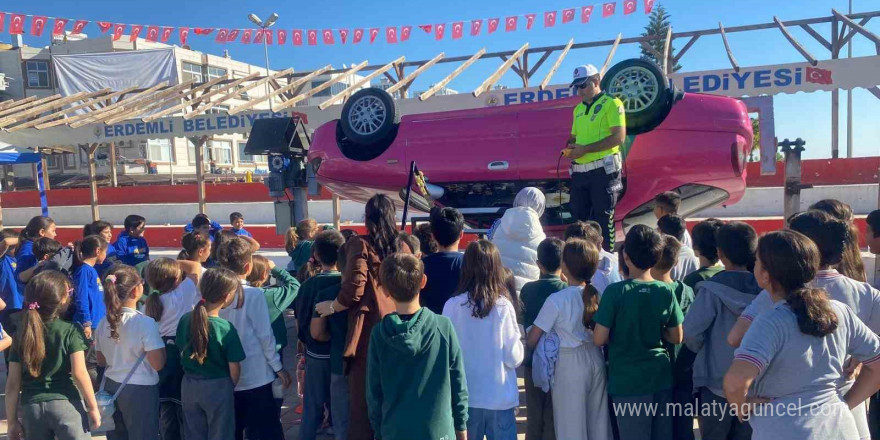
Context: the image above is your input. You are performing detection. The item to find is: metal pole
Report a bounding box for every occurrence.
[780,138,807,225]
[846,0,854,158]
[108,142,118,187]
[332,194,341,230]
[401,161,416,231]
[262,26,273,113]
[169,142,175,185]
[85,144,100,221]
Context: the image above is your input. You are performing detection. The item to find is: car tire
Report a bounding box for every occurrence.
[601,59,673,135]
[339,88,400,151]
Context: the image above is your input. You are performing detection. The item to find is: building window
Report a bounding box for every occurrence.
[310,80,332,97]
[237,142,253,164]
[26,60,50,88]
[62,152,76,169]
[211,140,232,165]
[46,154,60,169]
[207,66,227,81]
[187,138,207,165]
[144,138,173,163]
[209,105,230,115]
[182,62,203,83]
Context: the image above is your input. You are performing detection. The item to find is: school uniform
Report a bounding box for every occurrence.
[219,281,285,440]
[671,245,700,282]
[114,232,149,267]
[735,301,880,440]
[94,245,118,276]
[315,282,349,440]
[184,220,223,239]
[232,228,252,238]
[286,240,314,273]
[177,312,246,440]
[595,280,684,440]
[592,250,623,296]
[535,285,613,440]
[9,317,91,440]
[420,251,464,314]
[71,263,105,330]
[0,253,21,323]
[95,307,165,440]
[664,281,696,440]
[683,265,724,291]
[13,240,37,306]
[259,266,301,353]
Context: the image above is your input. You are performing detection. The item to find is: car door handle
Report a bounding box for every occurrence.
[488,161,509,170]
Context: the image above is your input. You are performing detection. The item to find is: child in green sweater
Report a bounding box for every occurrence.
[367,253,469,440]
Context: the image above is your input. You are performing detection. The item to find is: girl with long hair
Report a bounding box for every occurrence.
[443,240,524,440]
[5,271,100,440]
[810,199,868,282]
[178,231,212,266]
[314,194,399,440]
[95,265,166,440]
[177,268,246,440]
[14,215,56,297]
[85,221,117,275]
[527,238,611,440]
[286,218,319,274]
[725,230,880,440]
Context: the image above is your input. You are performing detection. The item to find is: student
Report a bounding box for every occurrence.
[867,209,880,257]
[683,221,760,440]
[519,237,566,440]
[71,235,110,341]
[19,237,76,283]
[144,257,204,440]
[565,221,622,295]
[443,240,523,440]
[185,213,223,240]
[657,215,699,281]
[367,253,468,440]
[0,230,19,327]
[85,221,117,275]
[216,237,292,440]
[617,244,629,279]
[811,199,868,282]
[247,255,301,357]
[683,219,725,290]
[652,235,696,440]
[96,265,167,440]
[594,225,684,440]
[654,191,692,247]
[491,187,547,291]
[414,223,439,256]
[527,238,612,440]
[5,271,100,440]
[421,207,465,314]
[14,215,57,295]
[724,230,880,440]
[396,232,421,258]
[230,212,252,238]
[286,218,319,274]
[177,268,247,440]
[178,231,212,266]
[295,230,344,440]
[115,215,149,267]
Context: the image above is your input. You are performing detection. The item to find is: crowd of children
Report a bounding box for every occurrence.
[0,195,879,440]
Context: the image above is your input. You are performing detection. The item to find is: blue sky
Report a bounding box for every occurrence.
[10,0,880,159]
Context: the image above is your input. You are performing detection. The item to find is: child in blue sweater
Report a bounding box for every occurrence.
[71,235,109,340]
[115,215,149,267]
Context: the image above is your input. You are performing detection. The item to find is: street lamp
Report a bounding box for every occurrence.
[248,12,279,111]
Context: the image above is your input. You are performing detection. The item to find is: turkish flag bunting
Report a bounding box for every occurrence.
[226,29,240,42]
[30,16,48,37]
[386,27,397,44]
[52,18,68,36]
[97,21,112,33]
[323,29,334,44]
[369,28,379,43]
[487,18,500,34]
[353,29,364,44]
[195,28,214,36]
[581,6,594,22]
[339,29,349,44]
[112,24,126,41]
[73,20,89,34]
[276,29,287,45]
[470,19,482,36]
[418,24,432,34]
[129,25,143,42]
[505,16,517,32]
[161,27,174,42]
[401,25,412,41]
[253,29,264,44]
[242,29,253,44]
[434,23,445,40]
[544,11,557,28]
[265,30,273,45]
[452,22,464,39]
[603,2,616,17]
[307,30,318,45]
[624,0,637,15]
[178,27,190,45]
[0,14,4,33]
[146,25,160,42]
[215,29,229,43]
[643,0,655,14]
[562,8,576,23]
[525,14,536,30]
[9,14,26,34]
[292,30,303,46]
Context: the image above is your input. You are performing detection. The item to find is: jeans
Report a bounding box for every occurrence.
[614,388,674,440]
[330,374,350,440]
[467,408,518,440]
[300,355,332,440]
[234,382,285,440]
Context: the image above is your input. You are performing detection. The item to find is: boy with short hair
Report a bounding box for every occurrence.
[657,215,699,281]
[593,225,684,440]
[682,221,760,440]
[230,212,252,237]
[867,209,880,256]
[367,253,468,440]
[114,214,150,266]
[420,207,465,314]
[396,232,421,258]
[520,237,567,440]
[654,191,692,247]
[683,219,725,290]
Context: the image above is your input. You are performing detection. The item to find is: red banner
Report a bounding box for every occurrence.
[525,14,536,30]
[215,28,229,43]
[73,20,89,34]
[307,29,317,45]
[253,29,264,44]
[52,18,68,35]
[582,6,594,22]
[146,25,160,42]
[161,27,174,42]
[434,23,445,40]
[30,16,48,36]
[129,24,143,42]
[544,11,557,28]
[276,29,287,45]
[386,27,397,44]
[452,22,464,39]
[9,14,26,34]
[418,24,432,34]
[603,2,616,17]
[505,16,517,32]
[227,29,240,42]
[112,24,125,41]
[292,29,303,46]
[96,21,112,33]
[339,29,349,44]
[401,25,412,42]
[241,29,253,44]
[368,28,378,43]
[0,14,6,33]
[178,27,189,45]
[624,0,637,15]
[487,18,500,34]
[562,8,576,24]
[470,19,482,36]
[644,0,655,14]
[353,28,364,44]
[323,29,334,44]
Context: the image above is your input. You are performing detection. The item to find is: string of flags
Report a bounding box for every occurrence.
[4,0,655,47]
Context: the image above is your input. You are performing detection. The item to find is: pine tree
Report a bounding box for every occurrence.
[640,5,682,72]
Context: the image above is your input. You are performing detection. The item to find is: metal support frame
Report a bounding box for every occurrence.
[780,138,809,225]
[773,16,818,65]
[474,43,529,97]
[420,49,486,100]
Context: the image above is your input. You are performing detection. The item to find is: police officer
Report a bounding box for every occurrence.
[562,64,626,251]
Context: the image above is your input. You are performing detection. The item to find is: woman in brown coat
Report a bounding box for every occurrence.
[315,194,399,440]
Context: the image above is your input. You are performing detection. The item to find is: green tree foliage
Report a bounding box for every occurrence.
[640,5,682,72]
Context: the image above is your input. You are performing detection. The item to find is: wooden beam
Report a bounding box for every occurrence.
[719,22,740,72]
[277,61,369,110]
[191,136,208,214]
[32,86,138,130]
[0,94,62,119]
[186,68,295,119]
[774,16,818,66]
[833,9,880,47]
[420,49,485,101]
[639,41,664,62]
[231,65,333,114]
[387,53,445,95]
[107,142,117,187]
[663,26,673,74]
[600,34,623,77]
[0,96,30,111]
[540,39,573,90]
[9,89,113,131]
[82,143,100,221]
[381,71,397,85]
[474,44,528,97]
[527,50,553,78]
[40,153,50,191]
[320,57,404,110]
[673,35,700,64]
[144,72,261,122]
[74,81,189,127]
[68,82,170,128]
[800,24,832,51]
[0,91,91,128]
[103,79,198,124]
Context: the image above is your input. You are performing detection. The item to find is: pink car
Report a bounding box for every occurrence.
[308,59,753,237]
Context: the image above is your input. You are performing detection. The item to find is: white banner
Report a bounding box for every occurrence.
[53,49,178,101]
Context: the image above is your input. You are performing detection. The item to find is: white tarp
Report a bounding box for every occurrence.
[53,49,178,99]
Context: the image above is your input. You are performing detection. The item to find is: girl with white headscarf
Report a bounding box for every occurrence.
[490,187,547,291]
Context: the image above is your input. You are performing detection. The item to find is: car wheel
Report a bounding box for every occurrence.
[339,88,400,149]
[601,59,673,135]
